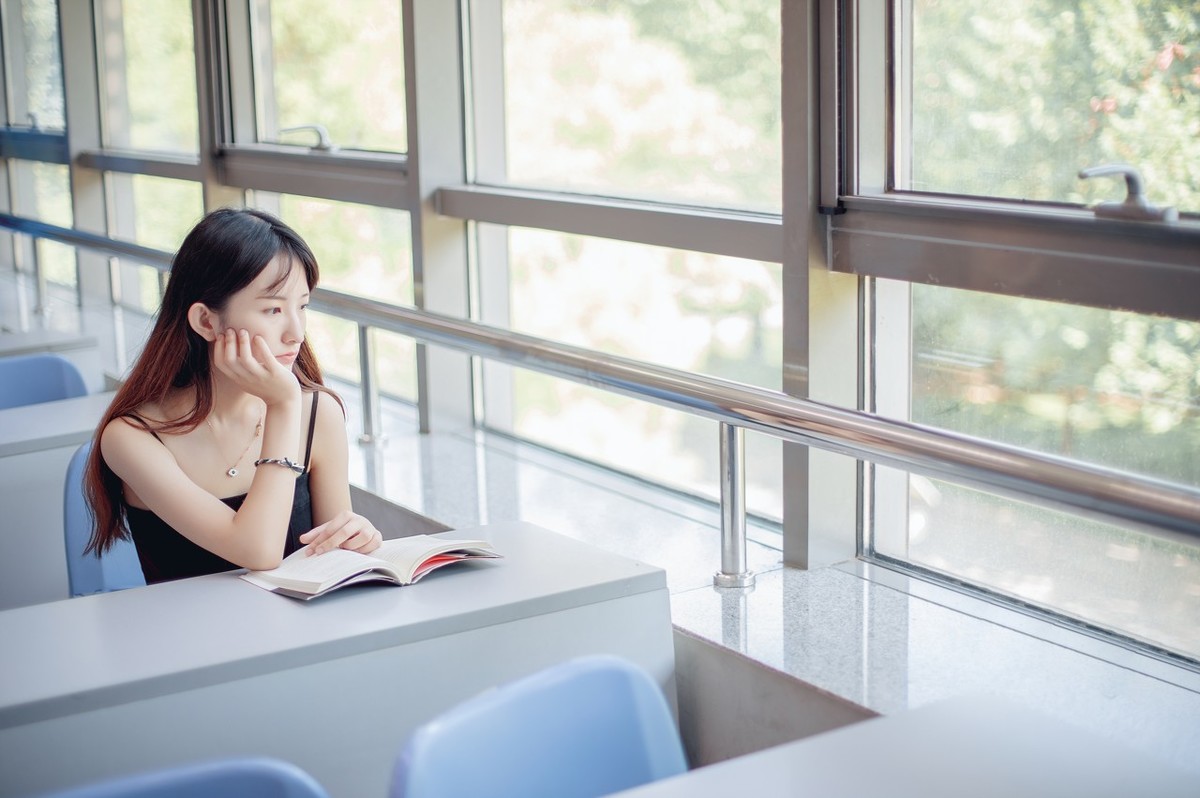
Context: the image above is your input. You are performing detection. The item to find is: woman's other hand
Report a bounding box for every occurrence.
[299,510,384,556]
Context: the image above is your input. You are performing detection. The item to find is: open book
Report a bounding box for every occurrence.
[240,534,502,600]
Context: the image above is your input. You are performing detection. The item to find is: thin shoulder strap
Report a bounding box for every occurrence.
[302,390,319,471]
[121,413,165,444]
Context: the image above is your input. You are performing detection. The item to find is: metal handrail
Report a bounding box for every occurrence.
[310,289,1200,541]
[5,214,1200,584]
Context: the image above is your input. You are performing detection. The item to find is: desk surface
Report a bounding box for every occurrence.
[0,390,114,457]
[0,521,666,729]
[0,327,97,357]
[614,694,1197,797]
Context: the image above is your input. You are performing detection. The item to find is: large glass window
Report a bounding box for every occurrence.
[250,0,407,153]
[482,225,783,518]
[98,0,199,152]
[905,1,1200,213]
[497,0,781,211]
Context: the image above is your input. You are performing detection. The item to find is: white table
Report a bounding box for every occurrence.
[0,391,115,609]
[612,693,1198,798]
[0,521,675,798]
[0,328,97,358]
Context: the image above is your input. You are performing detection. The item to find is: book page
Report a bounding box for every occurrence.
[257,546,394,587]
[370,535,498,578]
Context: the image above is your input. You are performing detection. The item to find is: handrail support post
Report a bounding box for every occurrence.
[358,323,383,445]
[715,422,755,588]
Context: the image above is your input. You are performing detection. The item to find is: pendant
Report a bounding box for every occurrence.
[227,467,239,478]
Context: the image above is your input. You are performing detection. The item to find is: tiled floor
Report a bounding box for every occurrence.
[4,268,1199,776]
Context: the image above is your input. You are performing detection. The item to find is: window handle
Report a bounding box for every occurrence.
[278,124,338,152]
[1078,163,1177,222]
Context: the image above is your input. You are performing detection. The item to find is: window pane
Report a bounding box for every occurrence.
[483,225,783,519]
[107,174,203,314]
[9,160,74,286]
[873,279,1200,659]
[304,311,359,393]
[99,0,199,152]
[910,285,1200,488]
[876,467,1200,661]
[251,0,407,153]
[10,159,71,226]
[906,1,1200,213]
[499,0,781,211]
[8,0,65,129]
[108,174,204,251]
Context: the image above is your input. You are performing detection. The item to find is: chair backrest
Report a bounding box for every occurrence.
[64,440,146,596]
[38,756,330,798]
[0,352,88,409]
[390,654,687,798]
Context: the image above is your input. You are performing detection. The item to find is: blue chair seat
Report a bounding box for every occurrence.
[64,440,146,596]
[0,352,87,409]
[391,654,687,798]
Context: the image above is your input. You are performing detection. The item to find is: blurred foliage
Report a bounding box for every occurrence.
[259,0,406,152]
[503,0,781,210]
[117,0,198,152]
[911,0,1200,209]
[17,0,65,129]
[914,286,1200,485]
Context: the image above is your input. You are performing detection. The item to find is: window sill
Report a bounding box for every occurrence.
[671,558,1200,774]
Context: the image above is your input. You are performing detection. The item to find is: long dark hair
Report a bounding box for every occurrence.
[85,207,338,554]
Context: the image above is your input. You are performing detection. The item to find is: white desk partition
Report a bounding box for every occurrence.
[0,391,115,610]
[612,694,1198,798]
[0,522,675,798]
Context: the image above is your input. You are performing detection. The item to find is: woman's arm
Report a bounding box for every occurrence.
[299,388,383,557]
[100,330,303,570]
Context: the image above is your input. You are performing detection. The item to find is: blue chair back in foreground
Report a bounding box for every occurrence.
[35,756,330,798]
[0,352,87,409]
[64,440,146,596]
[391,654,687,798]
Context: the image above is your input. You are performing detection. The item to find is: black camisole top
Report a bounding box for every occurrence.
[123,392,320,585]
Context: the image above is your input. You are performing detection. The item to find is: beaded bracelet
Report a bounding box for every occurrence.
[254,456,305,474]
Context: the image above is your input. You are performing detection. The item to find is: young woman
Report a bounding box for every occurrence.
[84,207,382,583]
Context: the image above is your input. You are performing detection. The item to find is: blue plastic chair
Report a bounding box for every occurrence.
[64,440,146,596]
[35,756,330,798]
[0,352,88,409]
[390,655,687,798]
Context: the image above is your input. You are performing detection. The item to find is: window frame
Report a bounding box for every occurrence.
[835,0,1200,321]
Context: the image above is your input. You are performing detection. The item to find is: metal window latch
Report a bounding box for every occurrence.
[279,124,338,152]
[1078,164,1177,222]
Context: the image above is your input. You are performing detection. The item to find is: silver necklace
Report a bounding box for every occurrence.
[206,414,264,477]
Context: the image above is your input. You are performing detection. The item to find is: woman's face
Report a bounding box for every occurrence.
[216,254,310,369]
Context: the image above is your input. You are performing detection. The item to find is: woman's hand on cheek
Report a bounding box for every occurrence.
[213,329,299,406]
[299,511,384,557]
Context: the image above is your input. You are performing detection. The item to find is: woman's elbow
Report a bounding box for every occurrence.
[235,543,286,571]
[241,553,284,571]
